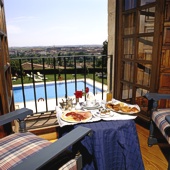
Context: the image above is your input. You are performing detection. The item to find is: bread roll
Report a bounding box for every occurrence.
[120,106,131,112]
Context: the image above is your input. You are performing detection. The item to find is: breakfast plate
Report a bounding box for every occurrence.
[105,99,140,114]
[61,110,92,123]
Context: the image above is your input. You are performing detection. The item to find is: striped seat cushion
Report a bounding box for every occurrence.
[58,159,77,170]
[0,132,51,170]
[152,109,170,144]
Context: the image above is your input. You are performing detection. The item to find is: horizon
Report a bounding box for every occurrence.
[8,44,103,49]
[5,0,108,47]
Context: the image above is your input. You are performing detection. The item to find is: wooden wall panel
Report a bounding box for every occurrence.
[159,71,170,93]
[163,27,170,46]
[159,0,170,95]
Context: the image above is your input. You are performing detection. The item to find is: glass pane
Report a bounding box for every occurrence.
[136,88,148,98]
[138,36,153,61]
[122,61,134,82]
[123,38,134,59]
[140,0,155,6]
[121,83,133,101]
[136,63,151,86]
[124,0,137,10]
[139,7,155,33]
[123,13,136,35]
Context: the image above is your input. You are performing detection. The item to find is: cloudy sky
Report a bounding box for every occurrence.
[4,0,107,47]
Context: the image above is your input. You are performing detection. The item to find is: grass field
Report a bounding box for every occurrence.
[12,74,107,85]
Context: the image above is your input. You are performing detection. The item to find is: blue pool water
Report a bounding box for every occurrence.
[13,81,102,103]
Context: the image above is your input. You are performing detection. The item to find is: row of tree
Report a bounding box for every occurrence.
[10,41,108,76]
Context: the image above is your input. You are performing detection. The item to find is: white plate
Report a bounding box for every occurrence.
[61,110,92,123]
[106,101,140,114]
[99,113,112,118]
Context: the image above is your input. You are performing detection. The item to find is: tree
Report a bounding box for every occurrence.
[101,40,108,67]
[102,40,108,55]
[10,59,20,75]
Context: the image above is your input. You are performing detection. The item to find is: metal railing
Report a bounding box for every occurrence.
[11,55,112,128]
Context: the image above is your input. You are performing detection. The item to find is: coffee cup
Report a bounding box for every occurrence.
[86,99,96,107]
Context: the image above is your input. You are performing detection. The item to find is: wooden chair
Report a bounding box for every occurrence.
[146,93,170,169]
[0,108,91,170]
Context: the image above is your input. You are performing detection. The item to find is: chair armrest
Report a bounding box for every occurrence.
[146,93,170,101]
[0,108,33,132]
[11,126,92,170]
[146,93,170,111]
[0,108,33,126]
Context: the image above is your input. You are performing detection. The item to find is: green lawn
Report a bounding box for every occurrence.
[12,74,107,85]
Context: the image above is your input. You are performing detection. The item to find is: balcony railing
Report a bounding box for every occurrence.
[11,55,112,129]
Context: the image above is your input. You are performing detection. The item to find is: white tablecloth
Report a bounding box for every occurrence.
[56,105,137,127]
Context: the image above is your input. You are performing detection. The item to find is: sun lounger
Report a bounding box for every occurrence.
[26,73,33,79]
[12,76,17,81]
[37,72,43,77]
[38,75,48,80]
[34,77,43,82]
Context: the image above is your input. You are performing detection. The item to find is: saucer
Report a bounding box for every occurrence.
[83,103,100,110]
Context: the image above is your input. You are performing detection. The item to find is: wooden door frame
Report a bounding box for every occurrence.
[113,0,165,99]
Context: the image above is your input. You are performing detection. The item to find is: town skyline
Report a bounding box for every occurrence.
[9,44,103,57]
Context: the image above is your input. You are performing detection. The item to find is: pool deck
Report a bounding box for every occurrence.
[14,79,108,113]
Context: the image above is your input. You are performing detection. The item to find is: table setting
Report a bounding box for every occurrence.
[56,90,140,127]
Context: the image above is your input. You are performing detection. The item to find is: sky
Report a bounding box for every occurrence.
[4,0,108,47]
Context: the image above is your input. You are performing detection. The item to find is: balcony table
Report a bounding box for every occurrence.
[59,120,144,170]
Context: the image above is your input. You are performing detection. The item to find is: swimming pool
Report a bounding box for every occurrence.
[13,81,102,103]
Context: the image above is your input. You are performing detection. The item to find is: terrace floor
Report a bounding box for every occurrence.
[136,122,169,170]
